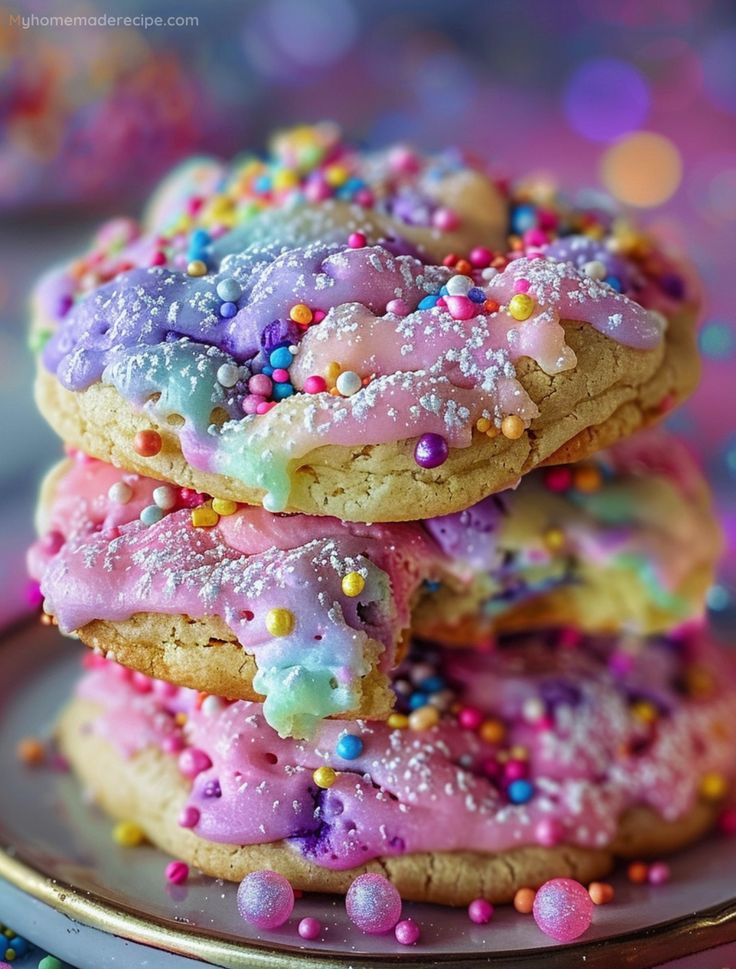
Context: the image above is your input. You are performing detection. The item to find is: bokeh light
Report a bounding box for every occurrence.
[699,321,736,360]
[601,132,682,206]
[564,58,649,142]
[701,30,736,116]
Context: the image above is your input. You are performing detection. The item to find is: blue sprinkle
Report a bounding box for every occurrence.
[140,505,164,526]
[9,937,28,957]
[423,579,442,593]
[190,228,211,247]
[468,287,486,303]
[220,301,238,319]
[605,275,623,292]
[262,366,274,376]
[336,734,364,760]
[507,779,534,804]
[272,382,294,400]
[510,203,537,234]
[254,175,271,193]
[439,285,449,296]
[419,675,445,693]
[269,346,294,369]
[408,692,428,710]
[418,295,439,310]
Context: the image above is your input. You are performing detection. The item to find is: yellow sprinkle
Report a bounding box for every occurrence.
[388,713,409,730]
[631,700,658,724]
[289,303,313,326]
[544,528,565,552]
[175,712,188,726]
[324,361,342,387]
[574,465,603,493]
[700,772,727,801]
[501,415,525,440]
[5,949,15,961]
[508,293,536,321]
[265,607,295,637]
[191,505,219,528]
[475,417,492,433]
[341,572,366,597]
[509,744,529,761]
[186,259,208,277]
[324,164,349,187]
[273,169,299,192]
[212,498,238,516]
[313,766,337,789]
[479,719,505,744]
[113,821,146,847]
[408,706,440,732]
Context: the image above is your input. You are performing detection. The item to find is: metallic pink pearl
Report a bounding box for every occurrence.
[345,874,402,934]
[165,861,189,885]
[468,898,494,924]
[394,918,421,945]
[298,917,321,940]
[237,870,294,929]
[178,748,211,778]
[533,879,593,942]
[177,805,200,828]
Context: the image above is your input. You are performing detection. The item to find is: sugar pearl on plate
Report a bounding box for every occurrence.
[345,873,402,934]
[237,870,294,929]
[532,878,593,942]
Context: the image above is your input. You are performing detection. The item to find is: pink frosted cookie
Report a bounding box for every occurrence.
[32,125,699,523]
[57,627,736,905]
[31,431,719,737]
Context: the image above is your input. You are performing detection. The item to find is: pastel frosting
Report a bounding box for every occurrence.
[33,125,688,513]
[32,432,716,737]
[75,628,736,868]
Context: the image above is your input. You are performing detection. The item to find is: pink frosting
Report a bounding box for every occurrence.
[74,629,736,867]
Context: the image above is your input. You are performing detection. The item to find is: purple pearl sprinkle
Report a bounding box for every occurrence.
[414,433,449,469]
[237,870,294,930]
[298,916,322,940]
[394,918,421,945]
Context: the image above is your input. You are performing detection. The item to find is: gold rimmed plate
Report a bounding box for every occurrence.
[1,619,736,968]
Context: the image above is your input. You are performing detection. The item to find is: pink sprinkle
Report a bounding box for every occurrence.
[513,278,531,294]
[523,228,547,247]
[348,231,367,248]
[243,394,265,414]
[468,898,494,924]
[305,178,331,202]
[504,759,528,782]
[178,748,212,779]
[304,375,327,394]
[355,188,374,206]
[719,807,736,836]
[535,817,563,847]
[312,309,326,323]
[445,295,476,321]
[458,706,484,730]
[112,664,133,682]
[386,298,410,316]
[248,373,273,397]
[432,207,460,231]
[527,252,545,261]
[153,680,179,699]
[257,401,277,415]
[395,918,421,945]
[388,146,420,174]
[178,805,200,828]
[161,734,184,754]
[165,860,189,885]
[298,917,322,940]
[131,671,152,693]
[150,250,167,267]
[544,467,573,492]
[178,488,205,508]
[533,879,592,942]
[469,246,492,268]
[25,580,43,608]
[102,526,121,540]
[186,197,203,216]
[272,368,290,383]
[648,862,670,886]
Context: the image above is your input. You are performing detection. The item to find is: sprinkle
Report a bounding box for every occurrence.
[395,918,421,945]
[535,817,563,847]
[248,373,273,397]
[335,370,362,396]
[304,375,327,394]
[212,498,238,516]
[588,882,615,905]
[457,706,484,730]
[446,274,473,296]
[468,898,494,924]
[388,713,409,729]
[627,861,649,884]
[313,766,337,789]
[647,861,670,886]
[217,363,241,387]
[140,504,164,526]
[631,699,658,724]
[507,779,534,804]
[216,277,241,302]
[265,607,295,637]
[336,734,364,760]
[386,298,410,315]
[508,293,536,321]
[533,879,593,942]
[186,259,208,277]
[178,748,212,778]
[165,861,189,885]
[289,303,313,326]
[16,737,44,766]
[178,805,200,828]
[479,719,505,744]
[346,873,402,934]
[298,917,322,940]
[108,481,133,504]
[408,706,439,732]
[513,887,536,914]
[544,467,573,492]
[432,207,460,231]
[446,294,477,320]
[574,465,602,492]
[191,505,219,528]
[269,346,294,369]
[341,572,366,597]
[348,231,367,248]
[543,528,565,552]
[133,429,162,457]
[470,246,493,268]
[414,433,449,469]
[700,772,727,800]
[38,959,62,969]
[153,485,177,510]
[238,870,294,929]
[220,301,238,318]
[113,821,146,847]
[501,415,525,440]
[583,260,607,280]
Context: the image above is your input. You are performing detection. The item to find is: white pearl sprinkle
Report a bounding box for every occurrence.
[108,481,133,504]
[446,274,473,296]
[582,260,607,280]
[335,370,362,397]
[152,485,177,510]
[216,363,240,388]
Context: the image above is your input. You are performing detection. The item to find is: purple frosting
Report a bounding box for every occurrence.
[544,234,636,292]
[43,242,446,392]
[424,494,509,572]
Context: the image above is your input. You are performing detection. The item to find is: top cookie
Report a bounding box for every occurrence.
[32,123,700,522]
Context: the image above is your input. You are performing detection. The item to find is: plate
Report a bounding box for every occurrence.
[1,619,736,969]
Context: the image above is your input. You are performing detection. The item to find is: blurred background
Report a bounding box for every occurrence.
[1,0,735,622]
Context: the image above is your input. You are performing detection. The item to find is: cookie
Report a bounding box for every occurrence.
[57,628,733,906]
[31,432,719,735]
[32,125,699,523]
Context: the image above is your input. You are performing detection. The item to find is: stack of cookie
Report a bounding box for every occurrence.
[29,124,734,908]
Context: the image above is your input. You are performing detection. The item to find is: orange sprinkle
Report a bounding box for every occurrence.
[627,862,649,884]
[454,258,472,275]
[513,887,536,914]
[17,737,45,766]
[589,882,615,905]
